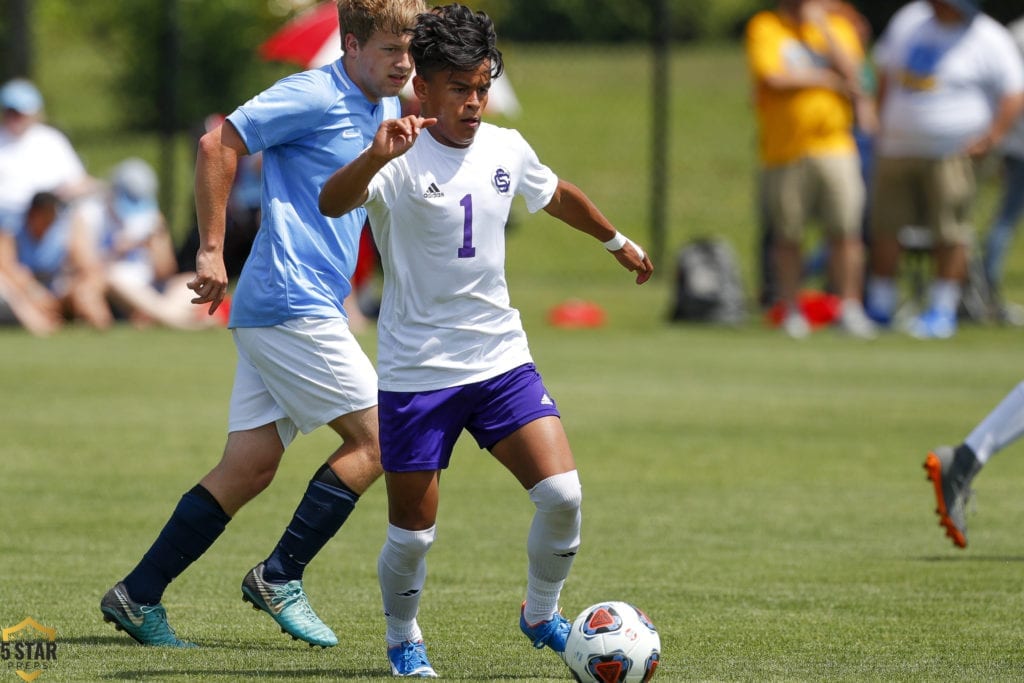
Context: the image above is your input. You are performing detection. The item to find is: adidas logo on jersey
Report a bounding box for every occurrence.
[423,182,444,199]
[540,393,554,406]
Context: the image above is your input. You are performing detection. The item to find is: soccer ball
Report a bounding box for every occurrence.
[563,601,661,683]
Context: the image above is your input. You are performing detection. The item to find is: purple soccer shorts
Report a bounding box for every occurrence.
[379,363,561,472]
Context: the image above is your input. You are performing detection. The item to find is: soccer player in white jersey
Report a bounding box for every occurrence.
[319,4,653,677]
[100,0,425,649]
[925,381,1024,548]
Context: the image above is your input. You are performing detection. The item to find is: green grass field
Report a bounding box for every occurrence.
[4,316,1024,682]
[5,34,1024,683]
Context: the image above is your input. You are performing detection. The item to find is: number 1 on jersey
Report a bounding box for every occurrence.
[458,194,476,258]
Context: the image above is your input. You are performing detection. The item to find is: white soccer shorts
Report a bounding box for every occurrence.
[229,317,377,446]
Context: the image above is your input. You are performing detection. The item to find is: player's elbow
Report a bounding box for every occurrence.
[318,190,345,218]
[319,183,366,218]
[318,196,339,218]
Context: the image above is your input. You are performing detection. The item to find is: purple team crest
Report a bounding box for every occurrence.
[492,167,511,195]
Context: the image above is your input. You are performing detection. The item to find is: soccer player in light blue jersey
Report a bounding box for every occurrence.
[101,0,425,649]
[319,4,653,676]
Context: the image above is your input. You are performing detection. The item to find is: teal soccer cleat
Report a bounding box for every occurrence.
[387,640,438,677]
[100,582,196,648]
[241,562,338,648]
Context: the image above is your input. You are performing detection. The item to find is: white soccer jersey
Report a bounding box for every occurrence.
[365,122,558,392]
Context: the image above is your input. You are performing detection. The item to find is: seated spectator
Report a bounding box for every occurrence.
[0,78,106,335]
[79,158,227,330]
[14,191,113,330]
[0,79,96,233]
[0,193,64,335]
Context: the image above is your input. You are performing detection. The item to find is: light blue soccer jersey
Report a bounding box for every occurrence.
[226,60,400,328]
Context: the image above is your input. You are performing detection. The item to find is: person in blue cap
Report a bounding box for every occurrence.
[0,78,97,334]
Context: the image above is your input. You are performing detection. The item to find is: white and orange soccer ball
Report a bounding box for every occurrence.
[563,601,661,683]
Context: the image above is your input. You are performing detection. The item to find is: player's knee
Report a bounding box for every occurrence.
[529,470,582,513]
[207,451,281,507]
[246,466,278,499]
[356,440,383,471]
[382,524,436,569]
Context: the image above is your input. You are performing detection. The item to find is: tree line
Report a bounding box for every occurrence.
[2,0,1022,137]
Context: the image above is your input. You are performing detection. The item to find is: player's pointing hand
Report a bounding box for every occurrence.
[373,115,437,161]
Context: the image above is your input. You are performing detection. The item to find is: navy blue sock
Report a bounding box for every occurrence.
[123,484,231,605]
[262,464,359,584]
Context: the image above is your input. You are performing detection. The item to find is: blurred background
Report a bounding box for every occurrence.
[2,0,1023,308]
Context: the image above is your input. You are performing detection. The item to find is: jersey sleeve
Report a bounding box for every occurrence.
[227,71,333,154]
[366,158,404,208]
[990,24,1024,95]
[51,132,87,186]
[745,12,783,79]
[511,131,558,213]
[872,2,924,70]
[830,15,864,63]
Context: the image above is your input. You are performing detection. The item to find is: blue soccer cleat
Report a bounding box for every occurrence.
[100,582,196,648]
[387,639,438,677]
[520,603,571,653]
[241,562,338,648]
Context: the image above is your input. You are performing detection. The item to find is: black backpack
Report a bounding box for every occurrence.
[668,237,747,325]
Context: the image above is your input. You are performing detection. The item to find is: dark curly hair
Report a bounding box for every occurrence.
[411,4,504,80]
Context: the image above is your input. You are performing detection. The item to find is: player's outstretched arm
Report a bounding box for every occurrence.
[543,179,653,284]
[319,115,436,218]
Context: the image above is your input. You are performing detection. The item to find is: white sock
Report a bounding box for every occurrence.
[378,524,435,646]
[866,276,897,317]
[965,382,1024,464]
[841,298,867,319]
[928,279,961,317]
[524,471,582,625]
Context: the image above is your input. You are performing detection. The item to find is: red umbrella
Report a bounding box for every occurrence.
[259,1,341,69]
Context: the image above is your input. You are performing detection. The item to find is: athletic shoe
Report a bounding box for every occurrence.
[782,310,811,339]
[241,562,338,648]
[520,603,571,653]
[100,582,196,648]
[836,300,877,339]
[387,640,437,678]
[997,301,1024,327]
[908,309,957,339]
[923,445,982,548]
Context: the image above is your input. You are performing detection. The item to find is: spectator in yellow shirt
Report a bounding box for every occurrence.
[746,0,876,339]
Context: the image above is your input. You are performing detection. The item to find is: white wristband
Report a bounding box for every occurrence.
[602,232,628,251]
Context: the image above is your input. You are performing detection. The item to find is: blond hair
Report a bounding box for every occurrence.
[337,0,426,46]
